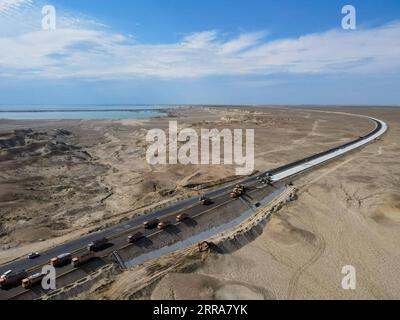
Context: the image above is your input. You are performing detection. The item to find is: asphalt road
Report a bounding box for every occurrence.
[2,182,279,300]
[0,176,265,276]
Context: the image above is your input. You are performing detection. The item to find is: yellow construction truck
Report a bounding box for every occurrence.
[22,272,46,289]
[50,253,72,268]
[0,270,28,289]
[72,252,96,268]
[87,238,109,252]
[230,185,245,198]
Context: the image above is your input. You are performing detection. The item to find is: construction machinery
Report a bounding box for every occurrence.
[176,213,188,222]
[50,253,72,268]
[0,270,28,289]
[158,221,171,230]
[199,196,212,205]
[22,272,46,289]
[258,174,273,185]
[128,232,144,243]
[230,185,245,198]
[87,238,109,252]
[143,219,160,229]
[198,241,215,253]
[72,251,96,268]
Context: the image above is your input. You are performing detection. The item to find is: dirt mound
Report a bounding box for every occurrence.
[151,273,272,300]
[268,217,317,246]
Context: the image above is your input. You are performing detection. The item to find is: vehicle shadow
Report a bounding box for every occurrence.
[136,237,154,249]
[79,258,108,273]
[242,194,254,201]
[182,218,198,228]
[92,243,114,252]
[165,225,181,235]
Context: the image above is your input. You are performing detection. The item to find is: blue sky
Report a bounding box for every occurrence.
[0,0,400,105]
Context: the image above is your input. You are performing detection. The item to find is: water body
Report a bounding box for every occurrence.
[0,105,169,120]
[125,187,286,269]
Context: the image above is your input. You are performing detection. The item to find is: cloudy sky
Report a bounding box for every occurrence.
[0,0,399,105]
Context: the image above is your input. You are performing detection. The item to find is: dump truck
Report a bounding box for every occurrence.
[143,219,159,229]
[199,196,212,205]
[72,251,96,268]
[87,238,109,252]
[128,232,144,243]
[22,272,46,289]
[198,241,215,253]
[259,174,273,185]
[50,253,72,267]
[158,221,171,230]
[230,185,245,198]
[0,270,28,289]
[176,213,188,222]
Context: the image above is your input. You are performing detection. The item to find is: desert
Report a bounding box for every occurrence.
[1,106,398,300]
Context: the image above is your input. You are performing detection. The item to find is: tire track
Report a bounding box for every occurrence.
[287,204,326,300]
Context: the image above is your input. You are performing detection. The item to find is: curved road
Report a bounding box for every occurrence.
[0,113,388,299]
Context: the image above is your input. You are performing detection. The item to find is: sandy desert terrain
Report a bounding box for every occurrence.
[2,106,398,300]
[143,107,400,300]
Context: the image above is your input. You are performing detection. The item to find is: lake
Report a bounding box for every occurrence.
[0,105,167,120]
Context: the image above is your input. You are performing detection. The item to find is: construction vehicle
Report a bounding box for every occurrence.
[128,232,144,243]
[199,196,212,205]
[176,213,188,222]
[50,253,72,267]
[198,241,215,253]
[22,272,46,289]
[143,219,159,229]
[265,174,273,185]
[0,270,28,289]
[72,251,96,268]
[230,185,245,198]
[87,238,109,252]
[158,221,171,230]
[258,174,273,185]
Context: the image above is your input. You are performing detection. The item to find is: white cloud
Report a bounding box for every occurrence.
[182,30,218,49]
[0,0,32,15]
[219,31,267,54]
[0,1,400,80]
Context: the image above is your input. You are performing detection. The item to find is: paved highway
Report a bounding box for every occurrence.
[0,113,388,300]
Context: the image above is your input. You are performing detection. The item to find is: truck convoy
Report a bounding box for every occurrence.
[0,270,28,289]
[1,189,226,292]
